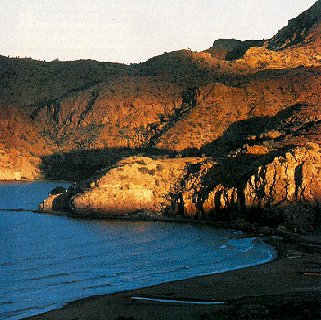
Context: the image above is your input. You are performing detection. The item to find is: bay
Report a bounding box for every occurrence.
[0,182,275,319]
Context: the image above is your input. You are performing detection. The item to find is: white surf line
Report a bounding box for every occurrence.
[131,297,225,305]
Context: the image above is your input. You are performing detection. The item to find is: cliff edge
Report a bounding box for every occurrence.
[40,145,320,233]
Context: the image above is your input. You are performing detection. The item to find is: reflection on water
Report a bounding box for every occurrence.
[0,182,275,320]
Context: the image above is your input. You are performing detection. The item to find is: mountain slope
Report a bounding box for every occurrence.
[1,0,321,233]
[268,0,321,50]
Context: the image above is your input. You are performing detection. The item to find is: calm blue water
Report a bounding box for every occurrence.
[0,182,275,320]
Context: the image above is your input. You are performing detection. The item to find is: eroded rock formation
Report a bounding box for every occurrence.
[2,2,321,232]
[199,146,321,232]
[244,147,321,209]
[40,157,210,216]
[40,146,320,232]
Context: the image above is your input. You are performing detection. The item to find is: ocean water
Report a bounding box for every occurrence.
[0,182,275,320]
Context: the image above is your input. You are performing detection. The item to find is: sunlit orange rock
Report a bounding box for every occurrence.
[244,147,321,209]
[69,157,206,217]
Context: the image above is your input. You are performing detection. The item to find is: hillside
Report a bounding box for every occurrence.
[268,0,321,50]
[2,1,321,232]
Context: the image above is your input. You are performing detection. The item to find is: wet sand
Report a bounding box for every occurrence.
[27,235,321,320]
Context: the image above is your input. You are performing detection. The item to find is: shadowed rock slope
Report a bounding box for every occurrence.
[2,1,321,232]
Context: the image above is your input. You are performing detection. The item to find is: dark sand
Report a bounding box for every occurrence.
[27,235,321,320]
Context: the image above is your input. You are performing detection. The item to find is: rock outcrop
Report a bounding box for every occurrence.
[71,157,206,217]
[268,0,321,50]
[206,39,264,60]
[40,146,320,232]
[244,147,321,210]
[40,157,211,218]
[199,146,321,232]
[40,187,70,212]
[0,145,41,180]
[243,147,321,231]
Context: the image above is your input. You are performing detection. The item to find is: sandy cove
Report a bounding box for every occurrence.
[27,234,321,320]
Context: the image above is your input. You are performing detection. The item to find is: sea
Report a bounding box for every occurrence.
[0,182,276,319]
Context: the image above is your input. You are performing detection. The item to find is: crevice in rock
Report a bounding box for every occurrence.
[142,87,200,148]
[78,90,99,127]
[295,163,304,199]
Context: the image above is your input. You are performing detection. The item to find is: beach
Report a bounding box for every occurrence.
[2,1,321,319]
[28,234,321,320]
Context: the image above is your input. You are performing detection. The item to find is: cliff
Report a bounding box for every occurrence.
[2,2,321,232]
[40,157,210,217]
[202,146,321,232]
[41,146,320,232]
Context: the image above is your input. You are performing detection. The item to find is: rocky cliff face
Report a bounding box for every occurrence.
[199,146,321,232]
[244,146,321,209]
[72,157,210,217]
[40,156,211,218]
[2,1,321,232]
[268,0,321,50]
[40,146,320,232]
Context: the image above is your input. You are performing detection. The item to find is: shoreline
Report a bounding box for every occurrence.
[1,181,319,319]
[27,234,321,320]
